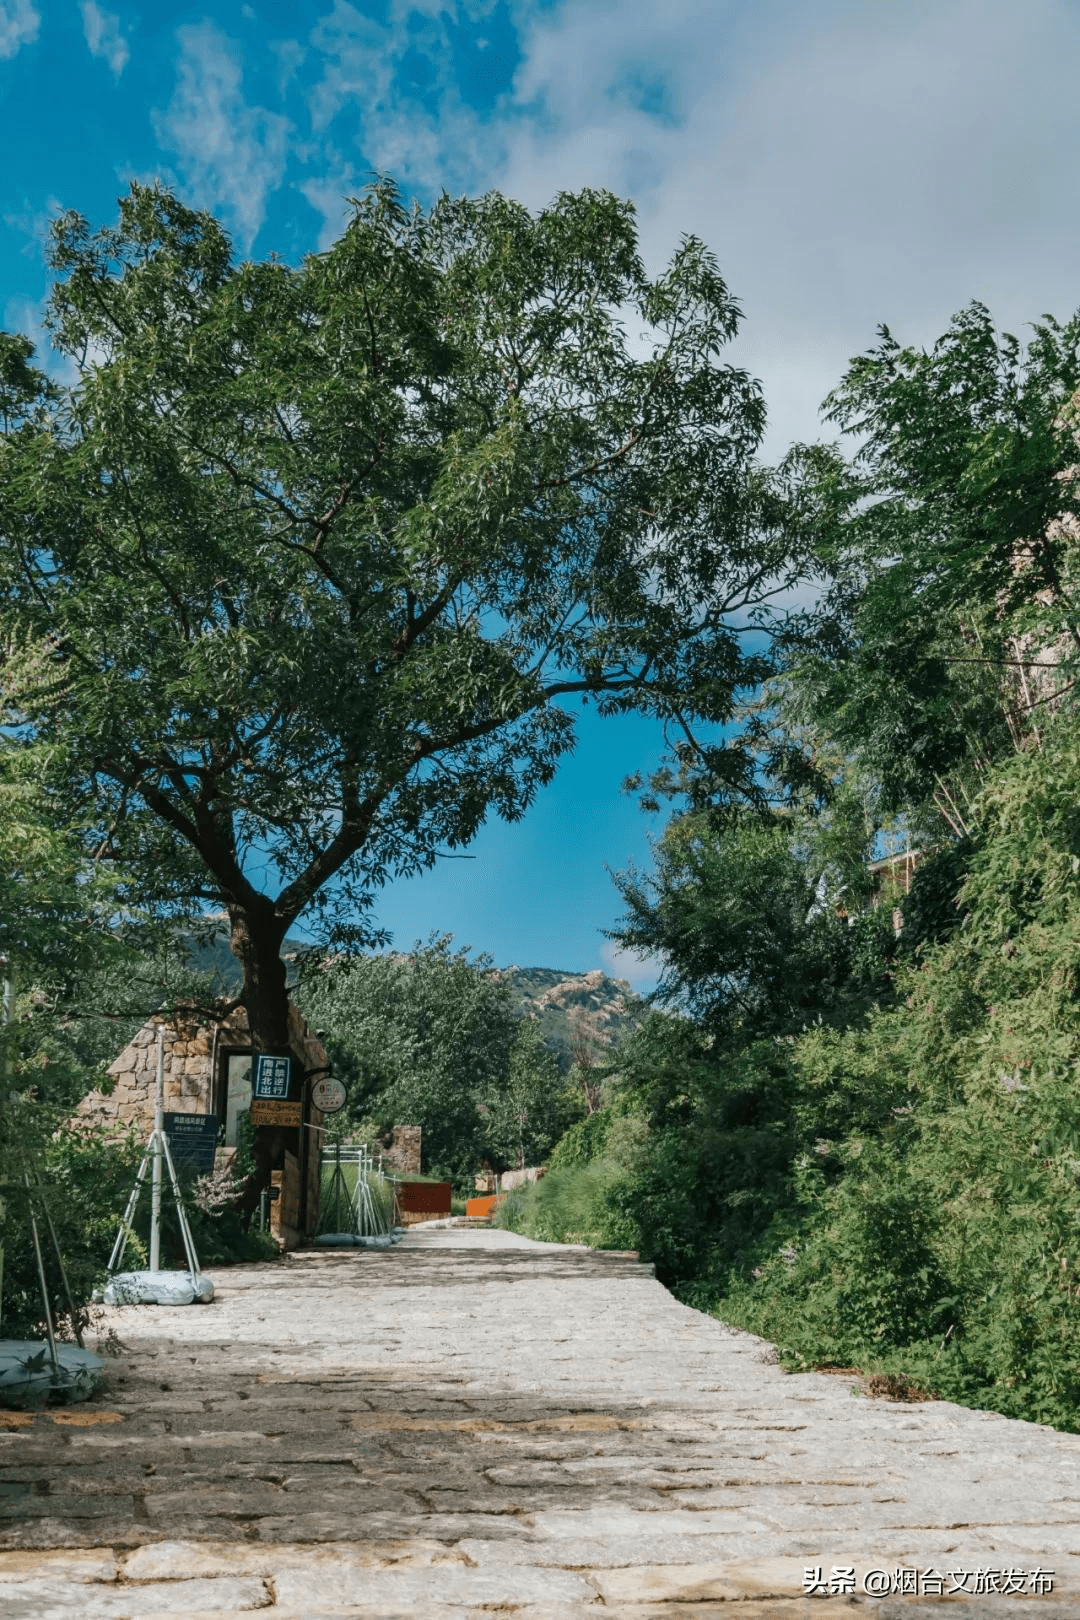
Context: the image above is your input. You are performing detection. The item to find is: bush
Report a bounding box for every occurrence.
[2,1122,144,1340]
[494,1157,638,1249]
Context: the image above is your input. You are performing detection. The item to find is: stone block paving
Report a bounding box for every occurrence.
[1,1227,1078,1616]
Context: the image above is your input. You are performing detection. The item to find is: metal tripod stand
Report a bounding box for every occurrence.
[3,1163,86,1369]
[105,1026,203,1284]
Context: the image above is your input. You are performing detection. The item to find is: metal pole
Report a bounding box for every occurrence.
[0,960,12,1335]
[25,1175,60,1380]
[149,1024,164,1272]
[107,1146,152,1275]
[32,1173,85,1348]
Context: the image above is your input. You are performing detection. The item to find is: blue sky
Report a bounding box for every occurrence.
[5,0,1080,987]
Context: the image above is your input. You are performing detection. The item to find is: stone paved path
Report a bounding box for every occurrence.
[1,1227,1078,1617]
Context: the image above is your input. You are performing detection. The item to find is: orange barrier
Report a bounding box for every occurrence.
[465,1194,504,1219]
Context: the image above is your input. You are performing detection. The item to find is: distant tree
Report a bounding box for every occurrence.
[610,766,892,1040]
[296,935,572,1182]
[477,1014,582,1172]
[567,1006,603,1114]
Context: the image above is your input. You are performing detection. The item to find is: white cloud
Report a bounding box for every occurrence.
[271,37,306,96]
[142,0,1080,463]
[292,0,1080,461]
[303,0,509,197]
[0,0,38,60]
[152,22,291,251]
[3,194,62,258]
[307,0,383,133]
[599,939,664,990]
[80,1,128,78]
[300,160,362,251]
[479,0,1080,462]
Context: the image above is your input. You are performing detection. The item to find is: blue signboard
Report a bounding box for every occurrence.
[253,1054,292,1099]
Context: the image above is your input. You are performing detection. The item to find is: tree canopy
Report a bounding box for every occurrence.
[1,179,798,1066]
[778,302,1080,830]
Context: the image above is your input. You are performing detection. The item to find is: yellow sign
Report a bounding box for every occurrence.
[250,1099,302,1128]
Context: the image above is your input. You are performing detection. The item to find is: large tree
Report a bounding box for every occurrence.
[1,180,797,1082]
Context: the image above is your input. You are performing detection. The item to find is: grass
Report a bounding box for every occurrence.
[494,1159,636,1249]
[316,1161,396,1231]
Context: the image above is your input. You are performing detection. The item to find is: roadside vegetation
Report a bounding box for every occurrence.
[500,304,1080,1433]
[0,838,276,1339]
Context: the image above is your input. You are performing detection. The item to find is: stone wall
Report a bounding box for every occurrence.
[75,1008,235,1134]
[76,1002,327,1136]
[500,1166,546,1193]
[382,1125,422,1175]
[473,1165,546,1193]
[74,1000,328,1250]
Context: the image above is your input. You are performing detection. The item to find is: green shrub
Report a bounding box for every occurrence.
[2,1122,145,1339]
[547,1108,615,1170]
[496,1158,637,1248]
[516,718,1080,1430]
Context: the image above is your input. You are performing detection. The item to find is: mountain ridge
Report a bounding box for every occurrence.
[181,933,643,1071]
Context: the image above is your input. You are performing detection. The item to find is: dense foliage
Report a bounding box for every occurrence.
[503,303,1080,1431]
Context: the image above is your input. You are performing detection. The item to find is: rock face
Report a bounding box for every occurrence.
[177,933,642,1077]
[500,1165,546,1192]
[505,967,642,1071]
[475,1164,546,1194]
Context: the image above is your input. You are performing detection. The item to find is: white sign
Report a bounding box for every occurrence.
[311,1075,347,1115]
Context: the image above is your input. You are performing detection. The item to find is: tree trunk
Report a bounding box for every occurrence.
[228,899,291,1052]
[228,900,293,1217]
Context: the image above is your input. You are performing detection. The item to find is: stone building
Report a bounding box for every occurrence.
[76,1000,328,1250]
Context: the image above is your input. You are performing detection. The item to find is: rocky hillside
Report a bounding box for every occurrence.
[182,928,306,989]
[504,966,643,1072]
[182,932,643,1070]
